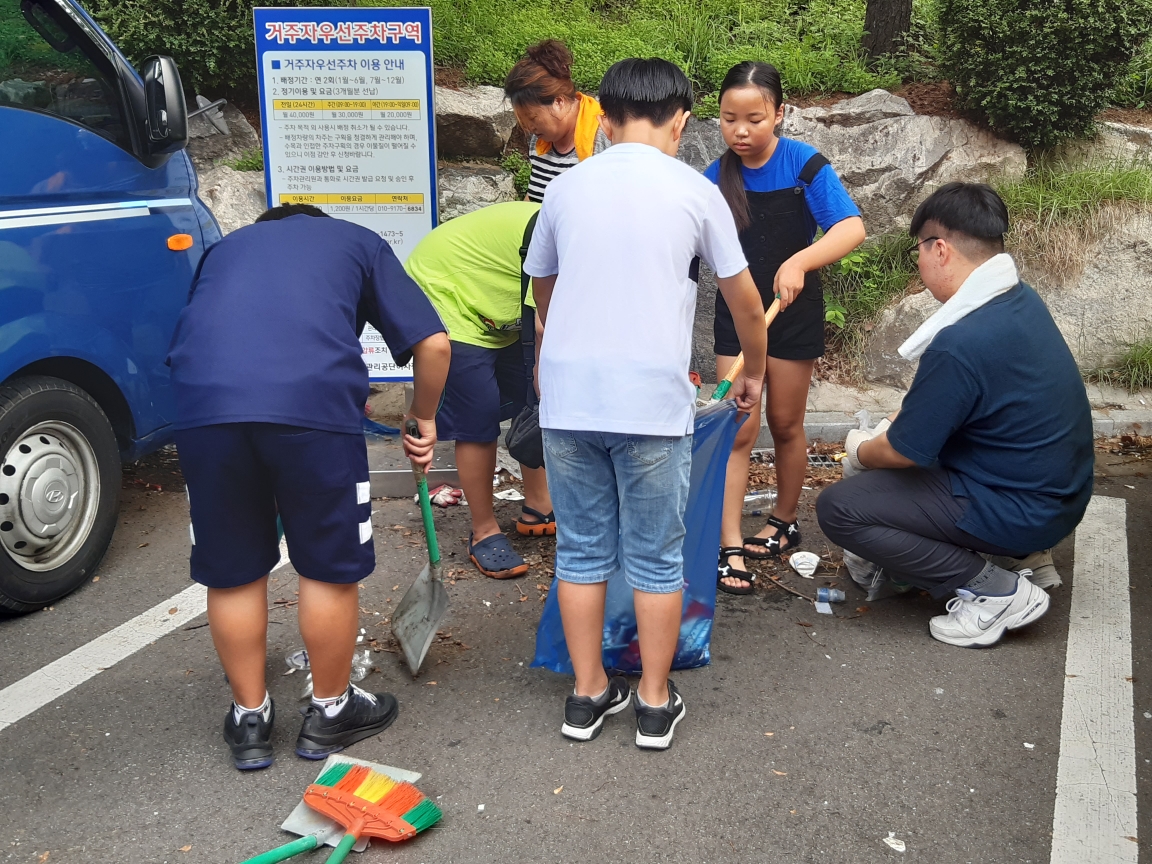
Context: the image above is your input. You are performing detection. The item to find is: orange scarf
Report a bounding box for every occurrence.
[535,93,603,161]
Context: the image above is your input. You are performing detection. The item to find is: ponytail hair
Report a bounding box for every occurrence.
[504,39,579,107]
[716,61,784,233]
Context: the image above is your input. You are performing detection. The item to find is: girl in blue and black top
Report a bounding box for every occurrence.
[705,61,866,595]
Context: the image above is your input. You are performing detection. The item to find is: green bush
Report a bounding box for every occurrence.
[86,0,336,95]
[226,148,264,172]
[86,0,903,101]
[501,152,532,198]
[1093,337,1152,391]
[1114,39,1152,109]
[996,156,1152,230]
[939,0,1152,150]
[822,234,918,358]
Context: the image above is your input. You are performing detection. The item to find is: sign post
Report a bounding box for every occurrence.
[253,7,437,381]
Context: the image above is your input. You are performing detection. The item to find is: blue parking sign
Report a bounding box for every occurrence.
[254,7,438,381]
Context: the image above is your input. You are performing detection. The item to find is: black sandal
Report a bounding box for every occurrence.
[743,516,801,560]
[717,548,756,595]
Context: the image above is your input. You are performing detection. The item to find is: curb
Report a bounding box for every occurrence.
[782,410,1152,449]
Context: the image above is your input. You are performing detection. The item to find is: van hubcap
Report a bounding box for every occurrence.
[0,422,99,572]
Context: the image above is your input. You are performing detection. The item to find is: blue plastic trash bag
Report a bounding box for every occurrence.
[362,416,400,437]
[532,400,743,673]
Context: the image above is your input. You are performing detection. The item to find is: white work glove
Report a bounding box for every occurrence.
[843,417,891,477]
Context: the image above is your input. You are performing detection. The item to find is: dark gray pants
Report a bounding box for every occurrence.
[816,466,1026,599]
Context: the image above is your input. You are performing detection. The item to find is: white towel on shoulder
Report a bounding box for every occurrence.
[898,253,1019,361]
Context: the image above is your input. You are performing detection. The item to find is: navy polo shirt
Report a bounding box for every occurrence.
[167,215,445,434]
[887,283,1094,551]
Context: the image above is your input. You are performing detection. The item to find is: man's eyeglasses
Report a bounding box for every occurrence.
[907,236,940,262]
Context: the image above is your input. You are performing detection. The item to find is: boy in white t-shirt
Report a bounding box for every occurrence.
[525,58,768,750]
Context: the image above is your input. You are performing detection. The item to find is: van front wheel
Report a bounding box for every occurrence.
[0,376,120,613]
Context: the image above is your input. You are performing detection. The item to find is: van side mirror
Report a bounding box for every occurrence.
[140,55,187,154]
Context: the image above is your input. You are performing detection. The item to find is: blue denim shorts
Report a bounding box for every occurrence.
[542,429,692,594]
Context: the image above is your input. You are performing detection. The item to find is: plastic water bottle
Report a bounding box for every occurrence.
[816,587,845,603]
[743,490,777,516]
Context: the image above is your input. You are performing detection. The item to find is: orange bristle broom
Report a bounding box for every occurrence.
[303,762,441,862]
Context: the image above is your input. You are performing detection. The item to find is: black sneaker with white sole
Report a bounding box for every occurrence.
[224,700,275,771]
[295,685,399,759]
[634,680,686,750]
[561,675,631,741]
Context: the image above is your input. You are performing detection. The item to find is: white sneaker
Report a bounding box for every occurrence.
[990,549,1061,589]
[929,570,1050,648]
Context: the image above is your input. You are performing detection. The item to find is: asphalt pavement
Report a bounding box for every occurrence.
[2,445,1150,864]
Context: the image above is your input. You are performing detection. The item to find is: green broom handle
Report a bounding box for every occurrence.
[405,419,441,567]
[321,832,358,864]
[238,833,319,864]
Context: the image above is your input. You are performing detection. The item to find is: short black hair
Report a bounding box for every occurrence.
[598,58,693,126]
[255,203,330,223]
[910,182,1009,259]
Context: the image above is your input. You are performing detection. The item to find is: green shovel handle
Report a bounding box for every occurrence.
[711,379,733,401]
[321,833,357,864]
[238,833,318,864]
[405,419,441,567]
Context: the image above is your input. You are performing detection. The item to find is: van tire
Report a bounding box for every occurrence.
[0,376,120,613]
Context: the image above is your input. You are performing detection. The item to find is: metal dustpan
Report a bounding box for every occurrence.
[392,420,449,675]
[278,755,422,855]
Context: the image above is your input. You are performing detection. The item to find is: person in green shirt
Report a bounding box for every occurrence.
[406,201,553,579]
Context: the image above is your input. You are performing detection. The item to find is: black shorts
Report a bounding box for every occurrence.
[436,340,528,443]
[175,423,374,588]
[714,285,826,361]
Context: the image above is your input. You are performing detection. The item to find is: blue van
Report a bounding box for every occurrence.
[0,0,219,611]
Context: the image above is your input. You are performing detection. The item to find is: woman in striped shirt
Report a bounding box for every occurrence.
[504,40,609,202]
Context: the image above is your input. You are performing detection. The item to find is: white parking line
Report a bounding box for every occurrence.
[0,539,291,733]
[1051,495,1137,863]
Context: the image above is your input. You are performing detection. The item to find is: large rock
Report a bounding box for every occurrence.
[692,263,719,381]
[1055,120,1152,163]
[1020,209,1152,369]
[435,86,515,159]
[862,210,1152,384]
[438,163,516,221]
[196,165,266,234]
[781,90,1026,235]
[862,288,938,388]
[186,103,262,174]
[0,78,51,109]
[677,116,726,172]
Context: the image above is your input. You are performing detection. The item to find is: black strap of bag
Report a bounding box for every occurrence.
[798,152,829,186]
[505,210,545,470]
[518,210,540,406]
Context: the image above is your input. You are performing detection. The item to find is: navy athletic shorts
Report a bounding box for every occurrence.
[175,423,374,588]
[436,340,528,443]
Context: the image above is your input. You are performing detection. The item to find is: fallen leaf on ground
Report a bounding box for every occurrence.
[179,846,193,853]
[796,621,812,627]
[168,607,178,615]
[772,770,787,776]
[553,786,563,794]
[427,681,437,685]
[138,542,149,548]
[856,606,870,613]
[38,853,49,863]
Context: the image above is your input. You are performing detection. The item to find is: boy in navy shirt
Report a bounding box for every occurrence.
[817,184,1093,648]
[167,204,450,769]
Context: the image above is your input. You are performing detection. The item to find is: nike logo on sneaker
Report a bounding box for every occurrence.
[977,608,1009,629]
